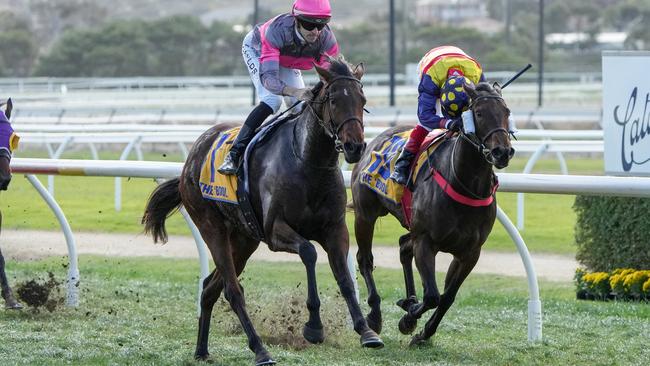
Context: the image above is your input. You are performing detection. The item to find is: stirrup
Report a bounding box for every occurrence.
[217,154,239,175]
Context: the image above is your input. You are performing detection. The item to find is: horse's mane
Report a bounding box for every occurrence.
[475,82,501,97]
[327,56,354,77]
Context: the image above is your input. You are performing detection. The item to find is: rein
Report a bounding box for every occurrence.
[309,75,364,152]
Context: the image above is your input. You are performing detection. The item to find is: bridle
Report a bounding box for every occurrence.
[309,75,364,152]
[457,94,511,166]
[445,93,510,200]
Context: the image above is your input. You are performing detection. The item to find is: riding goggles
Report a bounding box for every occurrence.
[297,18,328,31]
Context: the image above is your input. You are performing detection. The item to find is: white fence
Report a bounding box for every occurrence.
[14,125,606,228]
[10,157,650,341]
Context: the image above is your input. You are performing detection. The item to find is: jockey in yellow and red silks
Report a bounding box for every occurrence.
[390,45,485,186]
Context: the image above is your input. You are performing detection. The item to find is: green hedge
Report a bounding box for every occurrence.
[573,196,650,271]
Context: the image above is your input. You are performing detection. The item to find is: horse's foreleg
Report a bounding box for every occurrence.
[0,248,22,310]
[323,225,384,349]
[399,236,440,335]
[410,250,480,346]
[354,215,382,334]
[396,233,418,312]
[269,220,324,344]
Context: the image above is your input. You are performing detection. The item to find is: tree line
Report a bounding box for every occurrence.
[1,0,649,78]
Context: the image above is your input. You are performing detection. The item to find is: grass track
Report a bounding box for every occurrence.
[0,256,647,365]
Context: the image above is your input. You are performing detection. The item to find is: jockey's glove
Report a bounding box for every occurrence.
[444,117,464,132]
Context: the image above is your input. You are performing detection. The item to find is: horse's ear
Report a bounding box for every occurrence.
[464,82,478,100]
[314,63,333,83]
[492,81,503,96]
[4,98,12,119]
[353,62,365,80]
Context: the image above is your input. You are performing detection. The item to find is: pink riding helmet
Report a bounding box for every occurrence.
[292,0,332,23]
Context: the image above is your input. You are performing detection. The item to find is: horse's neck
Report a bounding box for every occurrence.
[449,138,495,196]
[293,104,339,168]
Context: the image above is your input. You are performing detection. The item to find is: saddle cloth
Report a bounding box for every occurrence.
[359,129,446,204]
[199,127,240,204]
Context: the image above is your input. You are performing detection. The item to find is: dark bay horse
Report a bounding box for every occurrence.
[0,98,22,310]
[143,58,383,365]
[351,82,514,344]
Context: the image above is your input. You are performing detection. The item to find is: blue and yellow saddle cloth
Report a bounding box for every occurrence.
[359,129,444,204]
[199,127,240,204]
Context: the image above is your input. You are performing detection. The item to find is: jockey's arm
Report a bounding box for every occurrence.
[417,74,445,131]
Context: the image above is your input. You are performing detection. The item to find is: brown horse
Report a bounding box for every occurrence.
[0,98,22,310]
[351,82,514,344]
[143,58,383,365]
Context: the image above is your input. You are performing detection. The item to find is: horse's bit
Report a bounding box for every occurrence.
[310,76,364,152]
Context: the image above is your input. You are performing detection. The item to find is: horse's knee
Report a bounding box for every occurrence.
[357,252,374,273]
[298,242,317,267]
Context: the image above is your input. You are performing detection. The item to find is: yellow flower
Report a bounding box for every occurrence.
[643,278,650,295]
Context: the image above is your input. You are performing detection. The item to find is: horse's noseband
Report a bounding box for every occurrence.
[311,76,364,152]
[461,94,511,165]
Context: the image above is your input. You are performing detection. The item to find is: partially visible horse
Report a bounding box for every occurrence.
[143,57,383,365]
[0,98,22,310]
[351,82,514,344]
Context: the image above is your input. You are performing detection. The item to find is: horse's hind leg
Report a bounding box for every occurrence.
[323,224,383,349]
[396,233,418,312]
[410,249,480,346]
[0,247,22,310]
[354,214,382,333]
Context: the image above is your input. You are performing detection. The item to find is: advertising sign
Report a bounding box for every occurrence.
[602,51,650,176]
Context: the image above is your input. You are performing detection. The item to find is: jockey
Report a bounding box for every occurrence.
[218,0,339,175]
[389,45,485,186]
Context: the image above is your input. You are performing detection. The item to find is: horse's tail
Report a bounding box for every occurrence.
[142,177,182,244]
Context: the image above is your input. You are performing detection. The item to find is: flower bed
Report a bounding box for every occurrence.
[575,268,650,301]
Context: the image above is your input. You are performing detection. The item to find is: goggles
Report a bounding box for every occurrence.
[297,16,329,31]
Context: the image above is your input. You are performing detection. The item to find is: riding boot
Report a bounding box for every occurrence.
[389,149,416,186]
[389,125,429,186]
[218,103,273,175]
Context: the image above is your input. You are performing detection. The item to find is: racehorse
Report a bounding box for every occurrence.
[143,57,383,365]
[351,82,514,344]
[0,98,22,310]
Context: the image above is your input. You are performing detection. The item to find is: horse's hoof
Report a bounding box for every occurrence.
[255,352,276,366]
[303,324,324,344]
[396,296,418,312]
[408,334,428,347]
[398,314,417,335]
[360,329,384,349]
[365,314,382,334]
[5,301,23,310]
[194,352,210,361]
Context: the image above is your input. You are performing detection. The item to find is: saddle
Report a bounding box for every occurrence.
[198,111,300,241]
[359,129,448,228]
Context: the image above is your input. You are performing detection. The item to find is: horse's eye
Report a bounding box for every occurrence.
[476,112,482,118]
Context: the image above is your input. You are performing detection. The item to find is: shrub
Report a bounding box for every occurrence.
[573,196,650,271]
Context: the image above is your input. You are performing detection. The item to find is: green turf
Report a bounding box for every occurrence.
[0,256,647,365]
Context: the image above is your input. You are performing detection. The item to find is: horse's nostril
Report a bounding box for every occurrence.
[509,147,515,158]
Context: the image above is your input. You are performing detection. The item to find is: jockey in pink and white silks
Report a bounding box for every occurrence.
[218,0,339,175]
[389,45,485,186]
